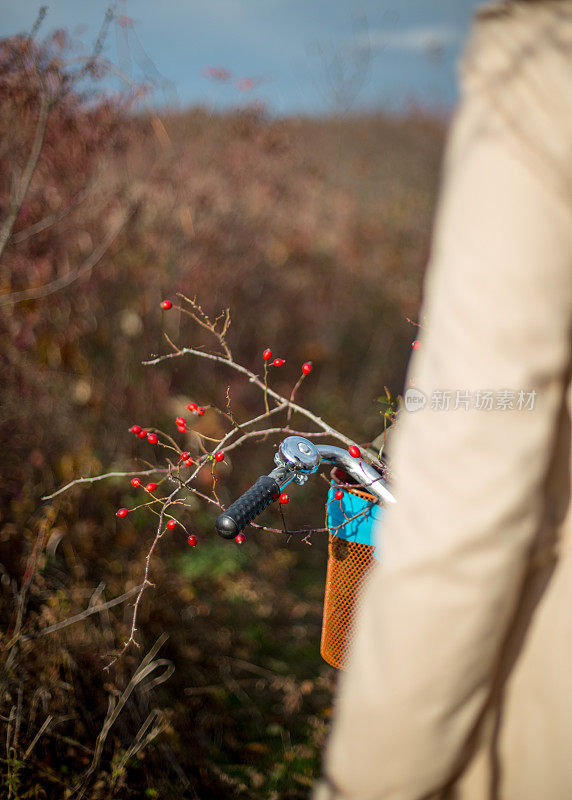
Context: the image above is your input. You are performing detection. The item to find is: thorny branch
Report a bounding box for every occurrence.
[42,467,164,501]
[44,297,387,663]
[144,302,382,469]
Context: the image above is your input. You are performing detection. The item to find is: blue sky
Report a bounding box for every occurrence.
[3,0,483,115]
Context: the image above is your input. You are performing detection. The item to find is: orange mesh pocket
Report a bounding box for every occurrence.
[320,534,378,670]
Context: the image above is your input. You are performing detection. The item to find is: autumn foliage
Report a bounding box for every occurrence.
[0,20,444,799]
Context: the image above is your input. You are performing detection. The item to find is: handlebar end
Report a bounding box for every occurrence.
[215,475,280,539]
[215,513,240,539]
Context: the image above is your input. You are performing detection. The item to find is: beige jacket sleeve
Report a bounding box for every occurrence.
[315,3,572,799]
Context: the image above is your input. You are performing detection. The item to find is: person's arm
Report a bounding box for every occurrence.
[316,4,572,799]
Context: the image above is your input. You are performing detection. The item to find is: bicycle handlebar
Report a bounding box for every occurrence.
[314,443,395,506]
[214,436,395,539]
[215,475,281,539]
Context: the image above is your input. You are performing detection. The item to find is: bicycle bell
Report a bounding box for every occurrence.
[275,436,321,481]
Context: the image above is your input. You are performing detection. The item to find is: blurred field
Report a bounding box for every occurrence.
[0,31,445,799]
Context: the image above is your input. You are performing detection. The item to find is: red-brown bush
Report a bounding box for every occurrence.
[0,20,444,798]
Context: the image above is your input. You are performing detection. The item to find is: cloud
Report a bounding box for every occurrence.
[354,25,461,54]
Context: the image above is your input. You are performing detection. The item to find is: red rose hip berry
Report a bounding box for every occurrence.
[187,534,198,547]
[235,533,246,544]
[161,300,172,310]
[335,489,344,500]
[187,402,198,412]
[273,358,285,367]
[262,348,273,361]
[166,519,177,530]
[214,452,224,462]
[348,445,361,458]
[130,478,141,488]
[147,433,158,445]
[302,362,312,375]
[279,493,289,504]
[197,407,205,416]
[137,429,148,439]
[130,425,142,434]
[116,508,129,518]
[145,482,158,492]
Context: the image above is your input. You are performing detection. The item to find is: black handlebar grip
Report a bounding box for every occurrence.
[215,475,280,539]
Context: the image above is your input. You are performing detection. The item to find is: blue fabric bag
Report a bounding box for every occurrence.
[326,485,385,561]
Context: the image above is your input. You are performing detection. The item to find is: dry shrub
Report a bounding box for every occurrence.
[0,20,444,799]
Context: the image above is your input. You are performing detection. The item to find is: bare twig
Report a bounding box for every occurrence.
[263,360,270,413]
[220,426,330,456]
[210,463,221,507]
[42,467,164,500]
[0,96,50,262]
[176,294,232,359]
[110,488,181,661]
[29,6,48,40]
[142,301,368,455]
[224,386,238,429]
[0,206,135,307]
[143,345,378,465]
[287,373,306,425]
[73,6,114,86]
